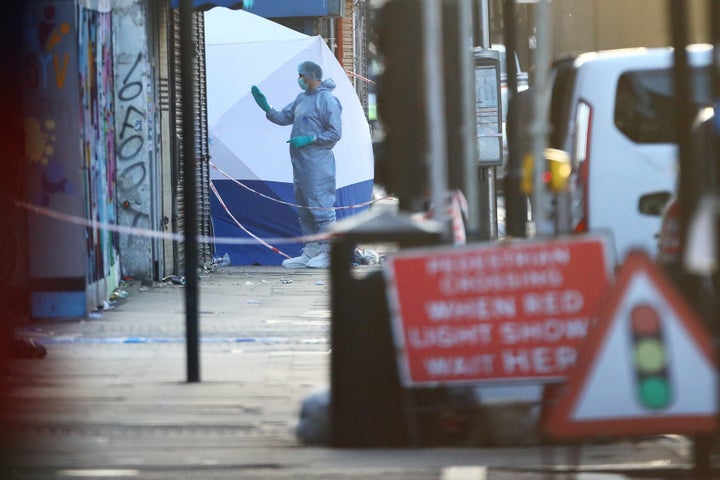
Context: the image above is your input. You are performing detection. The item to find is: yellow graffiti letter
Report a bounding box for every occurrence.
[54,53,69,89]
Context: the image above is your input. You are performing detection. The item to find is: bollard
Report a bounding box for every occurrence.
[329,209,444,447]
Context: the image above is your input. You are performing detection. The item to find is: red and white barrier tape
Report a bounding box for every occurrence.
[345,70,376,85]
[450,190,468,245]
[17,179,465,260]
[409,190,468,245]
[210,161,392,211]
[15,200,331,246]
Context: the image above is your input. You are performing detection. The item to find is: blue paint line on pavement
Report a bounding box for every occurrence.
[30,336,289,345]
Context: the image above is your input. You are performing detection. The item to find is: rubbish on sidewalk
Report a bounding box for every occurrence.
[353,248,380,265]
[295,387,330,445]
[162,275,186,285]
[110,289,129,301]
[11,336,47,359]
[203,260,218,272]
[293,387,487,447]
[220,253,231,266]
[206,253,232,272]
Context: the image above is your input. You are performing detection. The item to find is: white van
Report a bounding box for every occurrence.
[547,45,713,261]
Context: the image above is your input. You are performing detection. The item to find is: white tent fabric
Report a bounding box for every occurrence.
[205,8,374,265]
[204,7,306,46]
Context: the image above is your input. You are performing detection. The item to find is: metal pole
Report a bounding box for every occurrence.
[502,0,528,238]
[460,0,480,237]
[530,0,552,237]
[479,0,490,47]
[709,0,720,472]
[477,0,497,240]
[422,0,450,228]
[668,0,710,475]
[179,0,200,383]
[503,0,517,97]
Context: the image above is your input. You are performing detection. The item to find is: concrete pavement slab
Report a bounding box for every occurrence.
[0,264,705,478]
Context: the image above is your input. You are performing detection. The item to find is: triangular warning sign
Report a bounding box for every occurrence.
[542,250,718,439]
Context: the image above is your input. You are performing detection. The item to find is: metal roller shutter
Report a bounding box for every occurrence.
[169,8,213,275]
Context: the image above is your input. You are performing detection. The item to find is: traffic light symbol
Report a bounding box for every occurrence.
[630,304,672,410]
[520,148,571,194]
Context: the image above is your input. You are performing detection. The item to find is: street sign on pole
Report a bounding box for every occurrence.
[422,0,450,228]
[542,251,718,439]
[475,0,498,240]
[530,0,553,237]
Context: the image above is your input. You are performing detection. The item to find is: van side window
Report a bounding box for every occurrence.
[614,67,712,143]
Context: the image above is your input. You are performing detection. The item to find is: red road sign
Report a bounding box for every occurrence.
[384,235,614,386]
[542,250,718,439]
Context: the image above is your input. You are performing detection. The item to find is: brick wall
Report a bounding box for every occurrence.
[339,0,354,73]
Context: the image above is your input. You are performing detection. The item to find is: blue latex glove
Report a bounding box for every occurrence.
[287,135,316,148]
[251,85,270,112]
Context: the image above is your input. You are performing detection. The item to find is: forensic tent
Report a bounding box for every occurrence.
[205,8,374,265]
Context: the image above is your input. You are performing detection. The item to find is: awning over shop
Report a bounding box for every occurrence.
[170,0,343,17]
[170,0,249,10]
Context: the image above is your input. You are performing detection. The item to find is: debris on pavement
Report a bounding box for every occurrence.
[295,387,330,445]
[162,275,186,286]
[110,289,128,301]
[353,248,380,266]
[11,336,47,359]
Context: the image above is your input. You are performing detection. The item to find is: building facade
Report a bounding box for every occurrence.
[16,0,707,319]
[17,0,366,319]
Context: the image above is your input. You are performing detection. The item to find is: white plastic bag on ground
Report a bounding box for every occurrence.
[295,387,330,445]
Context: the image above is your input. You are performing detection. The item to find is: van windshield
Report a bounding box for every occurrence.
[614,66,712,143]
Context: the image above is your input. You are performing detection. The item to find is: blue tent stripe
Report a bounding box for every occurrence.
[211,178,373,266]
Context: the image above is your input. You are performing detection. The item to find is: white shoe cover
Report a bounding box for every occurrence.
[306,251,330,269]
[282,252,313,269]
[282,243,320,269]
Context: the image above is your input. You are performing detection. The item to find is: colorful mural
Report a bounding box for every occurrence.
[78,4,117,285]
[24,4,77,207]
[22,0,118,317]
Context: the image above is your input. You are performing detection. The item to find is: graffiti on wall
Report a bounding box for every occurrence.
[113,0,156,280]
[116,52,152,248]
[25,4,71,89]
[23,4,77,207]
[78,5,117,284]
